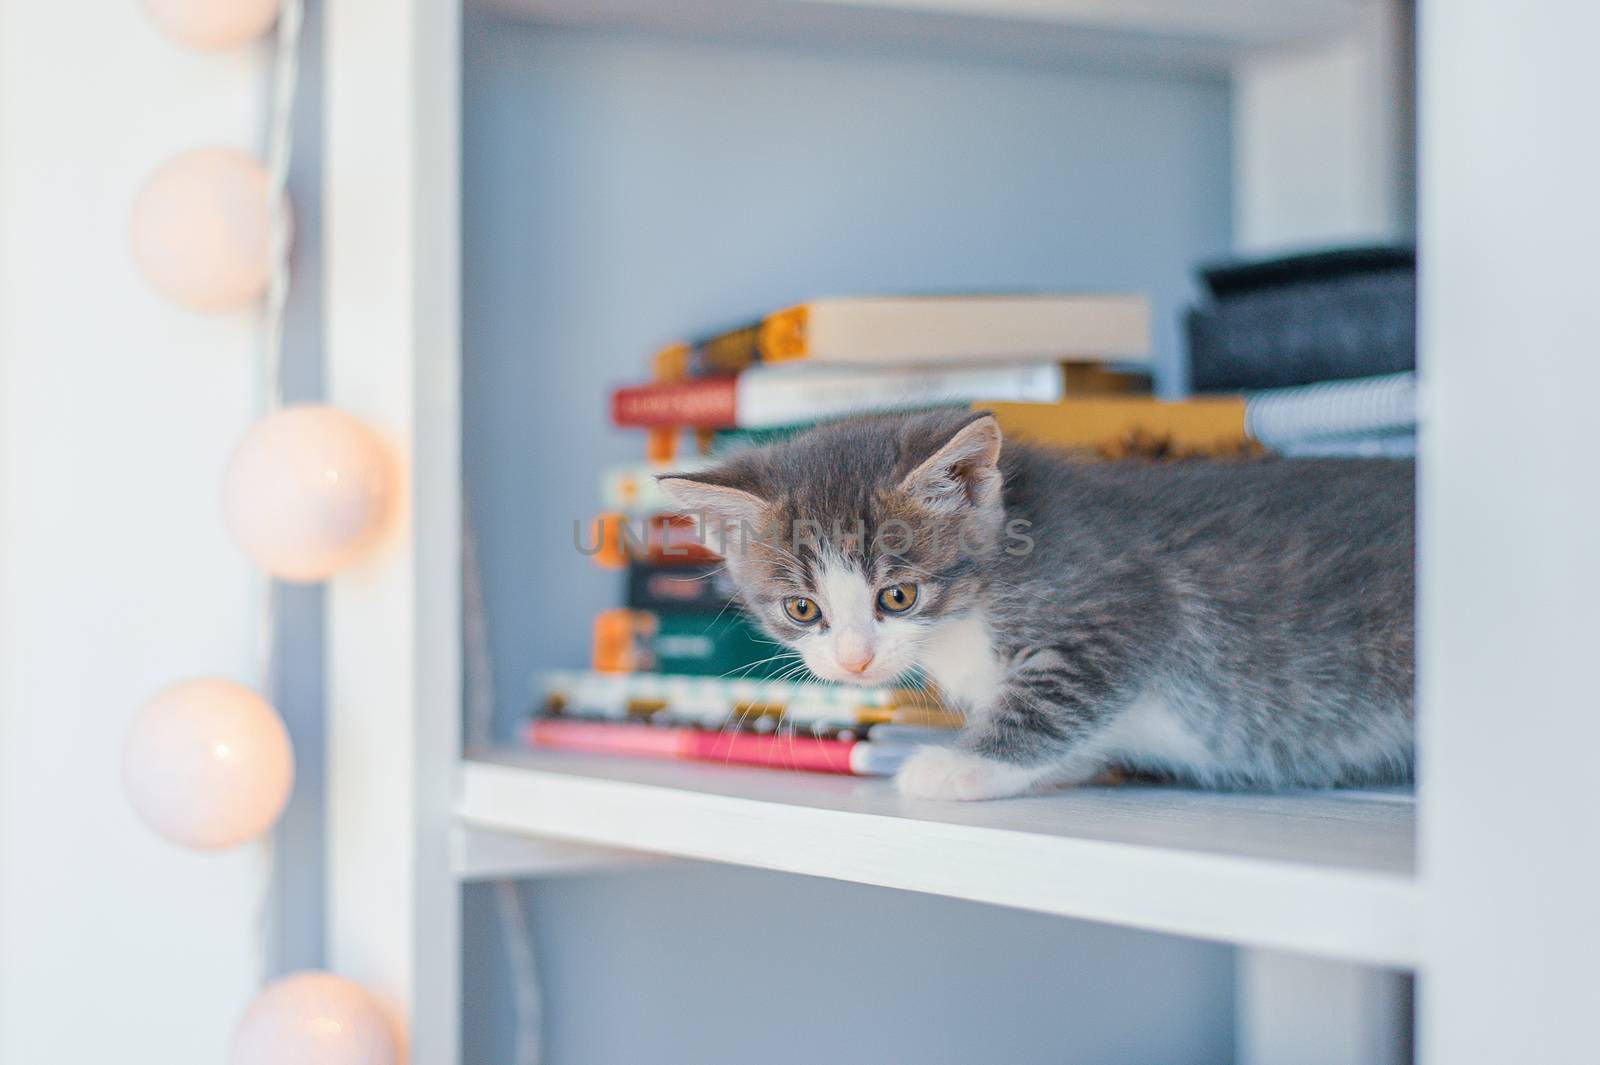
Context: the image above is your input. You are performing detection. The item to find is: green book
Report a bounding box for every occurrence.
[595,609,786,679]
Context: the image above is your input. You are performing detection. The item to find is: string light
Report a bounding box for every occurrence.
[123,679,294,851]
[126,0,540,1040]
[231,972,398,1065]
[224,0,399,1044]
[223,404,396,582]
[129,0,398,1052]
[142,0,282,52]
[130,148,276,312]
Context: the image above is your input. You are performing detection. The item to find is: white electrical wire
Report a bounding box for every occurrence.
[252,0,305,988]
[260,0,303,416]
[495,881,545,1065]
[464,511,546,1065]
[463,511,495,754]
[253,830,279,984]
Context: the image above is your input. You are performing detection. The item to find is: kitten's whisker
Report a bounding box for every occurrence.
[677,564,729,581]
[754,538,806,567]
[719,649,802,681]
[705,590,748,628]
[775,663,815,688]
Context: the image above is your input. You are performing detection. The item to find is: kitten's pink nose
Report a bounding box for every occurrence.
[837,633,875,675]
[839,649,875,674]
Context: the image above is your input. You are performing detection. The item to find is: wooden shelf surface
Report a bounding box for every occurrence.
[460,749,1418,966]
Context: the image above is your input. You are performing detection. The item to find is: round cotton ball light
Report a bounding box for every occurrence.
[232,971,398,1065]
[223,405,396,582]
[143,0,281,51]
[130,147,277,311]
[124,679,294,851]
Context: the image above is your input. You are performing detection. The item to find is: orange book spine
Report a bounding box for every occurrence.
[588,514,720,570]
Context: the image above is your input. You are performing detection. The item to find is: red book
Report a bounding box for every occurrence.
[528,718,694,759]
[611,377,738,429]
[526,719,859,775]
[687,730,856,774]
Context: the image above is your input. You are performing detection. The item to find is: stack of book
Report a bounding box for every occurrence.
[1184,244,1417,457]
[534,292,1158,776]
[534,672,964,776]
[976,248,1419,460]
[611,293,1154,446]
[532,275,1415,778]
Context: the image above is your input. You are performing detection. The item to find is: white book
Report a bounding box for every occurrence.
[735,361,1065,429]
[806,295,1149,363]
[1244,372,1417,448]
[706,294,1150,368]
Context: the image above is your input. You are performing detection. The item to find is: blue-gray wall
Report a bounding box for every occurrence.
[462,14,1236,1065]
[464,15,1232,739]
[466,864,1234,1065]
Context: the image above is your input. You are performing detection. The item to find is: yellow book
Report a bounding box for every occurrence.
[981,396,1254,459]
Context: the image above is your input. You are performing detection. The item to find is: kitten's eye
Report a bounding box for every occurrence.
[783,596,822,625]
[877,583,919,614]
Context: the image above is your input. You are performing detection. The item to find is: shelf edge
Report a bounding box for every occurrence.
[458,759,1419,967]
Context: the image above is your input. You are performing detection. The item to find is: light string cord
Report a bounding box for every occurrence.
[464,510,545,1065]
[495,881,545,1065]
[253,0,306,988]
[463,510,495,754]
[260,0,303,417]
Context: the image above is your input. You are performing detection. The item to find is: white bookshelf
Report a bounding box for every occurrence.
[460,752,1417,966]
[322,1,1600,1063]
[481,0,1369,72]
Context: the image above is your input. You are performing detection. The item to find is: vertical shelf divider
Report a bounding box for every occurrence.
[325,0,463,1061]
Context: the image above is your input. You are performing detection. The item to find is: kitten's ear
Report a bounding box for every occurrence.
[657,474,768,532]
[898,414,1004,514]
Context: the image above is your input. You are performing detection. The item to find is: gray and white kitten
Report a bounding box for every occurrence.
[661,408,1414,801]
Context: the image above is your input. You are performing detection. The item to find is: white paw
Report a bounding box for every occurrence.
[894,746,1045,801]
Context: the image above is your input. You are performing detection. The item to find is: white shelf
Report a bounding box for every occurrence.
[476,0,1364,74]
[459,750,1418,966]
